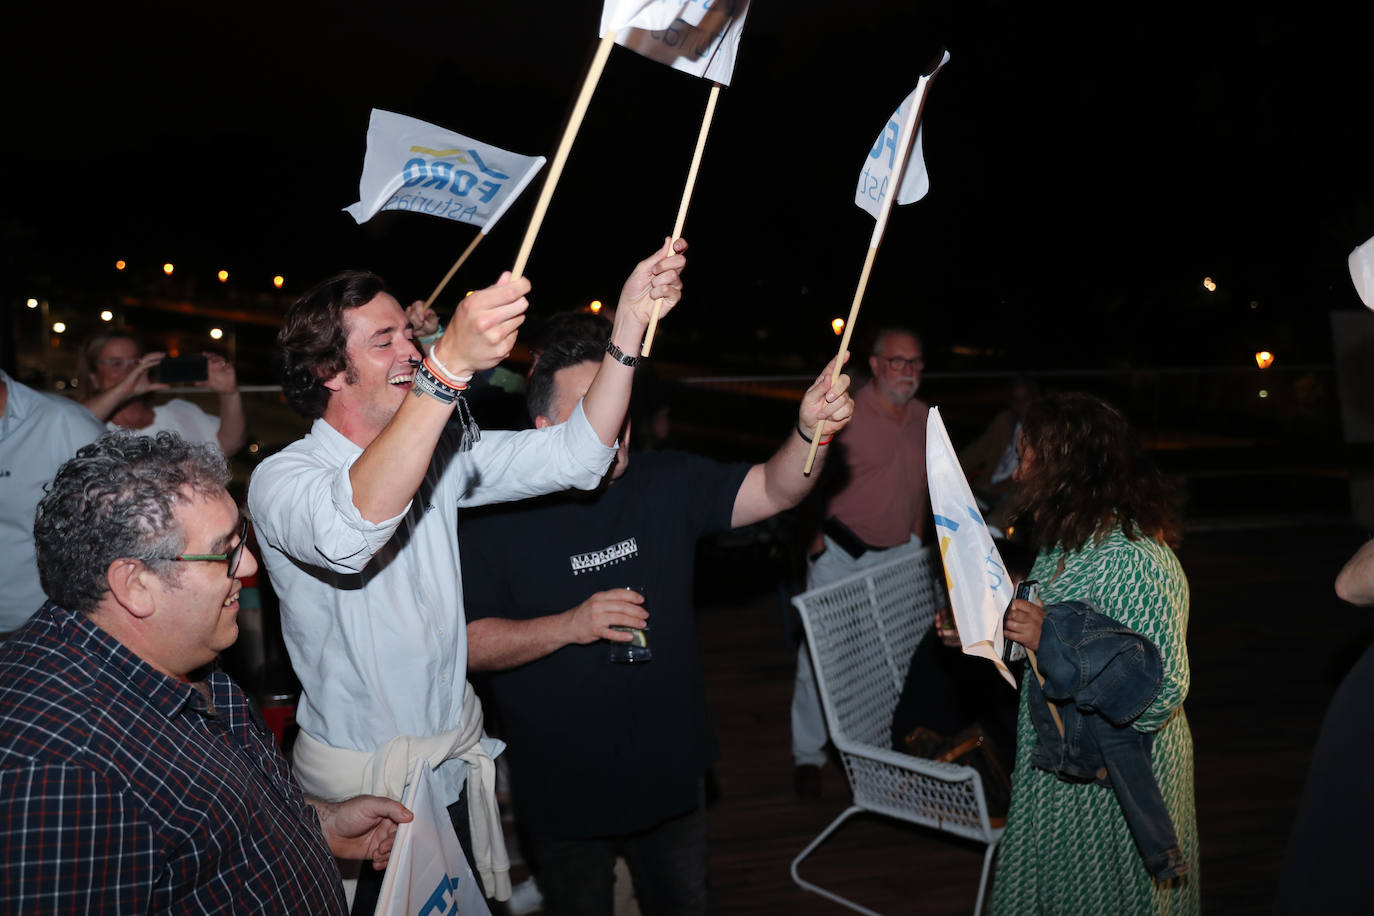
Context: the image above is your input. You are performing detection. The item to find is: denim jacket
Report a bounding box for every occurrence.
[1026,599,1190,881]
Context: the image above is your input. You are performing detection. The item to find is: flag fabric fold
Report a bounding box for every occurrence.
[1350,234,1374,310]
[613,0,751,85]
[854,49,951,220]
[601,0,693,36]
[373,759,491,916]
[345,109,545,229]
[926,407,1017,688]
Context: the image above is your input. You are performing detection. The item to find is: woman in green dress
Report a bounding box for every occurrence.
[991,393,1199,915]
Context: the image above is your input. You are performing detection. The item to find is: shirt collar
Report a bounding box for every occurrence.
[49,601,216,720]
[311,416,364,459]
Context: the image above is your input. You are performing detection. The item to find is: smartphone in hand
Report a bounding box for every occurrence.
[151,355,208,384]
[1002,579,1039,665]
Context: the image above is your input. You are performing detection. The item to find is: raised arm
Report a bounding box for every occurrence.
[82,352,167,421]
[468,589,648,672]
[348,274,531,522]
[580,238,688,446]
[1336,538,1374,606]
[730,355,854,528]
[201,353,247,456]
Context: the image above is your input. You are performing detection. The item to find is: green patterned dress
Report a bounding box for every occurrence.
[990,526,1200,915]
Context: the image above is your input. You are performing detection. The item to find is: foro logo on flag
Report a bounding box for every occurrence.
[926,406,1017,687]
[345,109,545,230]
[373,760,491,916]
[854,49,950,220]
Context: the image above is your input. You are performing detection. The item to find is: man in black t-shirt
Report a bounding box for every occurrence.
[460,328,853,915]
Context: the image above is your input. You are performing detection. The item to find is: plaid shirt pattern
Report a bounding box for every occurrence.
[0,602,347,914]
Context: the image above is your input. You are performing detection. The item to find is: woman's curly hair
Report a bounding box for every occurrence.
[1013,392,1180,552]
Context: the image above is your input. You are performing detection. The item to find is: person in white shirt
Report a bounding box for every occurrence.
[81,332,247,455]
[246,240,686,910]
[0,370,105,635]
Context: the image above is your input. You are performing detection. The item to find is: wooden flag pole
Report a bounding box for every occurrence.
[424,231,485,309]
[1025,648,1067,736]
[802,246,877,474]
[510,30,618,280]
[803,66,934,475]
[641,81,722,357]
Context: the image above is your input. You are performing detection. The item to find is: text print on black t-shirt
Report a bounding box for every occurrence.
[569,537,639,575]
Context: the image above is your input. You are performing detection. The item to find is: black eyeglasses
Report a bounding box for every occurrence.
[877,355,925,371]
[150,518,250,579]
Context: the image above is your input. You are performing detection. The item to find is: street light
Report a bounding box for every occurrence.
[589,300,603,314]
[1202,276,1216,292]
[26,298,38,309]
[163,263,175,275]
[218,270,229,282]
[100,310,114,322]
[831,318,845,335]
[1255,351,1274,369]
[52,322,66,334]
[273,275,285,289]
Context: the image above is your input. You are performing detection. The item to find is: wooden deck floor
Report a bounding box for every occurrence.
[686,524,1373,915]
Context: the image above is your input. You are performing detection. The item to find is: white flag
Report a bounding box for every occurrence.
[601,0,693,36]
[614,0,751,85]
[926,407,1017,688]
[855,50,950,220]
[374,760,491,916]
[1350,234,1374,310]
[345,109,545,230]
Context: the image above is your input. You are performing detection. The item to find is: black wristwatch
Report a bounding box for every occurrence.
[605,339,641,368]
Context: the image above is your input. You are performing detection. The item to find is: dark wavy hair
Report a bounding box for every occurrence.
[34,431,229,614]
[526,314,611,423]
[1013,392,1180,552]
[276,270,386,418]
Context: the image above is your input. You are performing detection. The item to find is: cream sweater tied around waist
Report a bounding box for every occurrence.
[291,681,511,901]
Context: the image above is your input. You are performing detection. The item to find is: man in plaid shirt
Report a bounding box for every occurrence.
[0,431,412,913]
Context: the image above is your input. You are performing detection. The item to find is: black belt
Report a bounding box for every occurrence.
[822,517,893,560]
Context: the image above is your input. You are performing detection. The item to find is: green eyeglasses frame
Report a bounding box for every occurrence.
[151,517,249,579]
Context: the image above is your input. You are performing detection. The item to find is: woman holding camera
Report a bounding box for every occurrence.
[80,332,245,456]
[992,392,1198,915]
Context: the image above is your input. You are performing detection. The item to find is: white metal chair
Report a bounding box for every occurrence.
[790,545,1005,915]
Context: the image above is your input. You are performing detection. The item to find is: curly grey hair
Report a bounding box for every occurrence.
[34,430,230,614]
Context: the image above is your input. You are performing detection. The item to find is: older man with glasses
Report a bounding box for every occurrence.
[0,430,411,913]
[789,326,933,798]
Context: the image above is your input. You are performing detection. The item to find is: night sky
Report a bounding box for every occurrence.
[6,1,1374,373]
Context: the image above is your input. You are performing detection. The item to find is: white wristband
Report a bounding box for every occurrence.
[426,348,474,386]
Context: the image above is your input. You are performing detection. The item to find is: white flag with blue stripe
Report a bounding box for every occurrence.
[344,109,545,230]
[855,49,949,220]
[927,407,1016,687]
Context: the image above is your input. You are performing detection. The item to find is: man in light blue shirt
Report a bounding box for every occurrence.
[248,241,687,907]
[0,369,105,635]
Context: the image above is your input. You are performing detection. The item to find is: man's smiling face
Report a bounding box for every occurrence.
[325,292,424,444]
